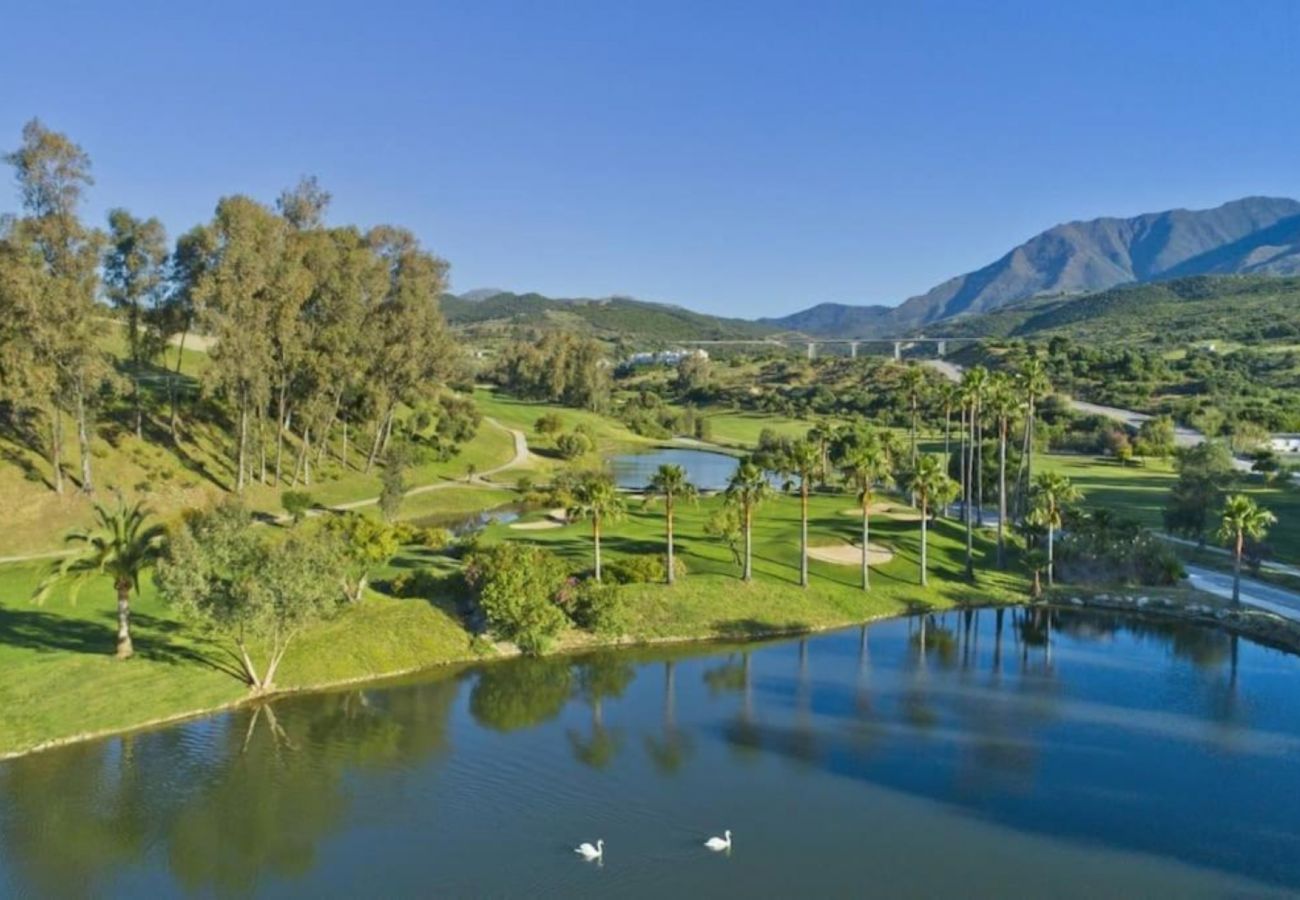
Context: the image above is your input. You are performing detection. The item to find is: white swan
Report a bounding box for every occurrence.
[574,839,604,860]
[704,829,732,851]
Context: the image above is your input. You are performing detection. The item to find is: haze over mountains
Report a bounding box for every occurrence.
[452,196,1300,341]
[766,196,1300,337]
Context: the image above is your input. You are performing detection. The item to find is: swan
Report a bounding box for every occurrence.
[574,839,604,860]
[704,830,732,851]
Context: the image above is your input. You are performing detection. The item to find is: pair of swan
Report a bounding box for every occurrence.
[574,830,732,860]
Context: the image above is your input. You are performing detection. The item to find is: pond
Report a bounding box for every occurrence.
[611,447,744,491]
[3,609,1300,897]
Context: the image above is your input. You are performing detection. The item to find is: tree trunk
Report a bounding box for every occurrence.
[133,376,143,441]
[236,396,248,492]
[170,327,187,443]
[75,379,93,494]
[1233,532,1243,604]
[593,517,603,582]
[743,503,753,582]
[861,496,871,591]
[257,408,267,484]
[341,418,349,470]
[274,382,289,486]
[976,408,985,527]
[49,407,64,495]
[1047,522,1056,587]
[920,500,929,586]
[114,580,134,660]
[366,405,395,472]
[800,479,809,587]
[997,418,1008,569]
[665,496,675,585]
[964,403,975,580]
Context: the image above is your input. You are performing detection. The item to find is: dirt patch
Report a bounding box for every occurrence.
[509,520,563,531]
[807,541,895,566]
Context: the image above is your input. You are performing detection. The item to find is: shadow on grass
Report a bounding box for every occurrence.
[710,618,811,639]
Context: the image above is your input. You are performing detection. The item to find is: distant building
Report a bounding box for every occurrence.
[1269,434,1300,453]
[621,348,709,369]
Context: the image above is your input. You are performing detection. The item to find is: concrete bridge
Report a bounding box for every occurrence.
[676,337,974,361]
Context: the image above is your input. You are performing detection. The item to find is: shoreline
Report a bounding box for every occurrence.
[0,601,1004,763]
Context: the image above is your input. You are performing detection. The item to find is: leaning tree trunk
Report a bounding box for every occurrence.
[170,327,188,443]
[114,579,134,660]
[49,406,64,495]
[75,379,94,494]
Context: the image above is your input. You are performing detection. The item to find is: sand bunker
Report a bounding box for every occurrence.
[509,508,570,530]
[837,504,922,522]
[807,541,895,566]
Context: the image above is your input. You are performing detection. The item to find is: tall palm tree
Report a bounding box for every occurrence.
[1217,494,1276,604]
[645,464,698,585]
[36,501,167,659]
[899,364,927,471]
[1028,472,1081,587]
[985,372,1018,569]
[959,366,987,580]
[903,454,957,587]
[938,381,959,463]
[567,471,626,582]
[725,458,773,582]
[1015,355,1052,520]
[779,437,822,587]
[838,434,893,590]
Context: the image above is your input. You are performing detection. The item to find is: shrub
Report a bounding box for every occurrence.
[282,490,313,522]
[556,431,593,460]
[694,417,713,442]
[604,554,687,585]
[535,412,564,436]
[464,544,571,654]
[572,582,629,636]
[387,569,445,599]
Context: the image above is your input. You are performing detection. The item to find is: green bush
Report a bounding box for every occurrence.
[464,544,571,654]
[281,490,313,522]
[604,554,687,585]
[535,412,564,436]
[387,569,446,600]
[556,431,593,460]
[572,582,628,636]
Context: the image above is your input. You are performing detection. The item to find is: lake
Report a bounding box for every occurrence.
[3,608,1299,897]
[611,447,745,491]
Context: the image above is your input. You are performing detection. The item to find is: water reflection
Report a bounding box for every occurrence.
[2,608,1299,896]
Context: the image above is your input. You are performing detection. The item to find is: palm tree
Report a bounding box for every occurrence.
[779,437,822,587]
[985,372,1018,569]
[36,501,167,659]
[899,364,927,471]
[1023,548,1049,599]
[1028,472,1081,587]
[959,366,987,579]
[1014,355,1052,520]
[838,434,893,590]
[645,464,698,585]
[724,458,773,582]
[1217,494,1276,604]
[567,471,626,582]
[903,454,957,587]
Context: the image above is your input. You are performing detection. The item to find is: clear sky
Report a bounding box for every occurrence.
[2,1,1297,317]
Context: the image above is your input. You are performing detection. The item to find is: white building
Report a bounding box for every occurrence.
[1269,434,1300,454]
[622,348,709,368]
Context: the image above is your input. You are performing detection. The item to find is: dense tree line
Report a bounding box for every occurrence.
[0,120,458,495]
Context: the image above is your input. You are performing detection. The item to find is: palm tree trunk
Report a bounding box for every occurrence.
[997,418,1008,569]
[965,404,975,580]
[1047,522,1055,587]
[593,517,603,582]
[800,479,809,587]
[976,409,985,527]
[919,499,929,586]
[115,580,134,660]
[861,497,870,590]
[743,503,753,582]
[665,496,675,585]
[1233,532,1243,604]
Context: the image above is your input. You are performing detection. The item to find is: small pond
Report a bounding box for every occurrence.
[3,608,1300,897]
[611,447,744,491]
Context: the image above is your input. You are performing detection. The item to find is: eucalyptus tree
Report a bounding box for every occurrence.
[725,458,773,582]
[103,209,168,439]
[35,501,166,659]
[837,431,894,590]
[1028,472,1081,587]
[567,470,626,582]
[778,437,823,588]
[4,120,110,494]
[903,454,957,587]
[985,372,1018,569]
[645,464,698,584]
[158,225,214,442]
[191,196,281,491]
[1217,494,1276,604]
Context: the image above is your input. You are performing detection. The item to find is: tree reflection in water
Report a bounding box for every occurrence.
[644,661,694,774]
[567,653,635,770]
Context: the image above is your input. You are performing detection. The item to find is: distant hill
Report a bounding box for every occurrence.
[442,290,780,341]
[933,274,1300,344]
[767,196,1300,337]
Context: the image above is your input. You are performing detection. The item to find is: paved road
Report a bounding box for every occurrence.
[1185,564,1300,622]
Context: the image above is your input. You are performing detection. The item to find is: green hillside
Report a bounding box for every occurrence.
[443,291,780,341]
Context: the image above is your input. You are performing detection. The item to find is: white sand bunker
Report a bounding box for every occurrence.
[808,541,895,566]
[509,508,570,530]
[838,504,922,522]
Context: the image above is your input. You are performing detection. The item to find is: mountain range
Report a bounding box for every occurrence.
[763,196,1300,337]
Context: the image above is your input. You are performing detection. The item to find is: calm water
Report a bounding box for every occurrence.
[611,447,744,491]
[3,609,1300,898]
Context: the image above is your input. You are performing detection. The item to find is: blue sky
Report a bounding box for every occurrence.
[2,1,1297,317]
